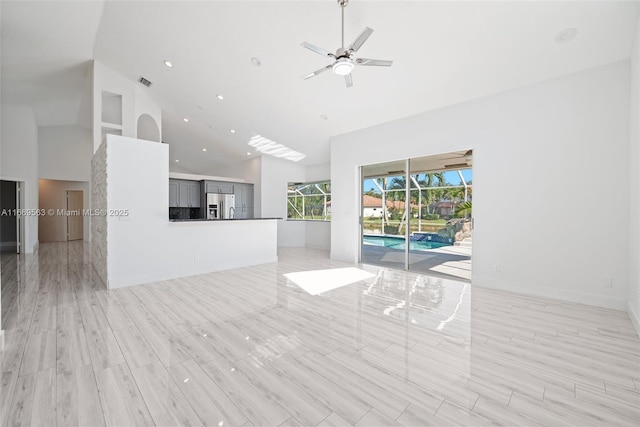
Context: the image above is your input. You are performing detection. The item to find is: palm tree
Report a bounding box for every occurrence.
[454,201,472,218]
[419,172,445,188]
[388,176,409,234]
[417,172,446,214]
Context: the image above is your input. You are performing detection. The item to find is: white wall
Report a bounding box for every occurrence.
[38,179,90,242]
[134,86,162,142]
[102,135,277,288]
[39,126,92,181]
[628,16,640,334]
[92,61,162,152]
[1,105,39,253]
[306,162,331,182]
[93,61,134,151]
[331,61,631,310]
[260,156,307,247]
[305,221,331,251]
[169,162,200,174]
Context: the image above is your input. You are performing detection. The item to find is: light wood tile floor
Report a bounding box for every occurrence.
[1,242,639,426]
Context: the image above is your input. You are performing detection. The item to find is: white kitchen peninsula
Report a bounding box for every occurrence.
[91,135,278,289]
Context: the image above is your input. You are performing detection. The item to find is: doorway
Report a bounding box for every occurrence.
[66,190,83,241]
[360,151,473,281]
[0,180,24,254]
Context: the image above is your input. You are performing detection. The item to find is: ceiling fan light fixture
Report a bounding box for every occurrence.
[332,59,354,76]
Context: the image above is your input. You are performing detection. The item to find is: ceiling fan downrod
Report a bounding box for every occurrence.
[339,0,349,48]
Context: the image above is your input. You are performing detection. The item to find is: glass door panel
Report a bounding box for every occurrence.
[361,160,407,271]
[407,156,473,281]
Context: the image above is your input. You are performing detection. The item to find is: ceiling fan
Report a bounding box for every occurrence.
[301,0,393,88]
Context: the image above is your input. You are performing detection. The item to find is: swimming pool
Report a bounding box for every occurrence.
[363,235,449,251]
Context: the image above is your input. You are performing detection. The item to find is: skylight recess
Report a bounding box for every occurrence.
[248,135,305,162]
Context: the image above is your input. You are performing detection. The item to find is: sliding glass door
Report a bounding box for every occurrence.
[360,152,473,281]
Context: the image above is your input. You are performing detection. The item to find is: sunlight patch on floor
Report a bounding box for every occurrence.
[284,267,375,295]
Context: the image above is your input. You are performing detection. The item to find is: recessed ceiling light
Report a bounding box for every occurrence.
[251,57,261,66]
[320,114,328,120]
[175,159,179,162]
[229,129,236,134]
[216,94,224,100]
[555,28,577,43]
[163,60,173,68]
[246,152,251,155]
[202,148,207,152]
[183,118,189,122]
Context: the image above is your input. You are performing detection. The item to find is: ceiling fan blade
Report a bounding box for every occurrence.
[301,42,336,58]
[302,64,332,80]
[348,27,374,53]
[355,58,393,67]
[344,74,353,88]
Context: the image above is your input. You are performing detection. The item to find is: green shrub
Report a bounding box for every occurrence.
[389,212,402,221]
[384,225,399,235]
[424,214,440,220]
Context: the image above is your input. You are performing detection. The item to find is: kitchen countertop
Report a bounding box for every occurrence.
[169,218,281,222]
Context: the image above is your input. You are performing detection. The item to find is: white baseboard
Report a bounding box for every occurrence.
[305,243,331,252]
[627,301,640,339]
[473,274,627,311]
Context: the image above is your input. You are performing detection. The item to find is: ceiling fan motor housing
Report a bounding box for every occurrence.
[336,47,350,58]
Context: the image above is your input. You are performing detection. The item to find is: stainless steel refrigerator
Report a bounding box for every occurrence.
[206,193,236,219]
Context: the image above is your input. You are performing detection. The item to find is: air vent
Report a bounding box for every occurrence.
[138,76,152,87]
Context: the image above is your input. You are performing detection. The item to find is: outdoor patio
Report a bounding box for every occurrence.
[362,241,472,282]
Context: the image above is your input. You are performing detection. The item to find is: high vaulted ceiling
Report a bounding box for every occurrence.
[2,1,639,174]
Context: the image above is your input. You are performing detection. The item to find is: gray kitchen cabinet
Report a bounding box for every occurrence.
[188,181,201,207]
[169,181,179,207]
[204,182,216,193]
[205,181,234,194]
[178,181,191,207]
[233,183,254,219]
[170,179,202,208]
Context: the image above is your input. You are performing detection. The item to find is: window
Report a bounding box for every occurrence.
[287,181,331,221]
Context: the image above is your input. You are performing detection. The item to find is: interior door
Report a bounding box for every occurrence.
[66,190,83,241]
